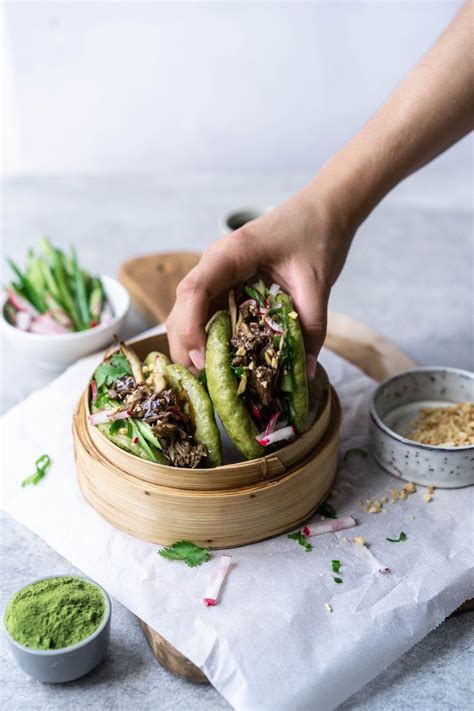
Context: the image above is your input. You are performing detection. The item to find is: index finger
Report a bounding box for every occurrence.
[166,233,258,367]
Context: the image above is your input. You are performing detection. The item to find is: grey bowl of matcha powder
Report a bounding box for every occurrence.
[3,574,111,683]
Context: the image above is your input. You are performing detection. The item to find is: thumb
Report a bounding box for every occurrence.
[287,267,329,379]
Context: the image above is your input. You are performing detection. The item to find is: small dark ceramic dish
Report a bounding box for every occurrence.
[3,575,111,683]
[369,367,473,488]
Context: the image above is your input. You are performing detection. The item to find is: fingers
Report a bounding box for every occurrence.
[166,232,257,366]
[286,263,330,379]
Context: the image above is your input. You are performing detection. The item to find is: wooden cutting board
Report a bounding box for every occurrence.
[118,252,472,684]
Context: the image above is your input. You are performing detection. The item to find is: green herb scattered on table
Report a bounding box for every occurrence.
[5,237,112,334]
[333,577,343,584]
[343,447,368,462]
[386,532,407,543]
[288,531,313,552]
[317,501,337,519]
[21,454,52,487]
[4,576,105,650]
[331,560,341,573]
[158,541,211,567]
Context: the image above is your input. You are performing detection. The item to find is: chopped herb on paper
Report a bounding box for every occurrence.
[333,577,343,584]
[386,532,407,543]
[317,502,337,519]
[343,447,368,462]
[331,560,341,573]
[288,531,313,552]
[158,541,211,567]
[21,454,52,487]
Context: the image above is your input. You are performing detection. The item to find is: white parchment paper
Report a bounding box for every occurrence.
[2,331,473,710]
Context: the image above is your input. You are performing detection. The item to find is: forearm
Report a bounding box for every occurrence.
[312,0,473,231]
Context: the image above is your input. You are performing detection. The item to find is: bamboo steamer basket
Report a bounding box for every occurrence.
[73,332,341,548]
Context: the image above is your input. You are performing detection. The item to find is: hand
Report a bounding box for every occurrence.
[166,180,355,377]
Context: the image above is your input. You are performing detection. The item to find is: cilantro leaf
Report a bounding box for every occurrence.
[288,531,313,552]
[386,532,407,543]
[109,420,124,435]
[244,285,265,306]
[94,353,132,388]
[331,559,341,573]
[158,540,211,567]
[318,502,337,519]
[21,454,52,488]
[343,447,368,462]
[333,577,343,584]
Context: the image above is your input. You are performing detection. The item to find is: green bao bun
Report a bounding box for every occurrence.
[275,293,309,434]
[91,347,221,468]
[96,421,168,464]
[165,363,223,467]
[206,311,264,460]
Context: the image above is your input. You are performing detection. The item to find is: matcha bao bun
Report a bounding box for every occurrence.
[89,342,222,468]
[205,281,309,460]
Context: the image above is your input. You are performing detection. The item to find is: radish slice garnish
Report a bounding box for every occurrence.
[249,401,262,421]
[8,289,39,316]
[256,425,295,446]
[303,515,357,537]
[30,314,69,335]
[264,316,283,334]
[91,380,97,402]
[269,283,281,296]
[88,409,132,425]
[352,541,390,574]
[203,555,232,607]
[16,311,32,331]
[264,411,280,436]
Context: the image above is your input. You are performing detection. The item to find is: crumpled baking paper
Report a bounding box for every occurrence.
[1,328,473,710]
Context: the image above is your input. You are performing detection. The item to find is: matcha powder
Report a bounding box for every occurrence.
[4,576,106,650]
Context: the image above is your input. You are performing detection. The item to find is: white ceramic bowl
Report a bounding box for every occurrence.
[1,275,130,371]
[369,367,474,488]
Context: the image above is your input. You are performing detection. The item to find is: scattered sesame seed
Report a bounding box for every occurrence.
[403,482,417,493]
[423,494,432,503]
[427,484,435,494]
[330,490,338,497]
[409,515,415,520]
[325,602,333,613]
[354,536,366,546]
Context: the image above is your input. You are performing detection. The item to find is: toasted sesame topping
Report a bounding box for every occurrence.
[354,536,366,546]
[405,402,474,447]
[423,494,432,503]
[325,602,333,613]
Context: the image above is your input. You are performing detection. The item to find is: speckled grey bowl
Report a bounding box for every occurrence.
[369,367,474,488]
[3,575,111,683]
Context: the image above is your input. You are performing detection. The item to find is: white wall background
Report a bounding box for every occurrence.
[2,0,469,177]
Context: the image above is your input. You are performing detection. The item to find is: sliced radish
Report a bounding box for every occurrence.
[264,316,283,334]
[249,401,262,421]
[91,380,97,402]
[16,311,32,331]
[264,411,280,436]
[88,408,132,425]
[44,294,73,329]
[352,541,390,574]
[303,515,357,537]
[256,425,295,446]
[203,555,232,606]
[8,289,39,316]
[30,314,69,335]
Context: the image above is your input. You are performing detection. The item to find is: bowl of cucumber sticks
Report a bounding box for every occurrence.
[2,237,130,370]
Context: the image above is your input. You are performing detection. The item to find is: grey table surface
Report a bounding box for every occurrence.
[1,169,473,710]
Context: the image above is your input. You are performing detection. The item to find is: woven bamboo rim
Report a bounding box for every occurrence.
[74,388,341,548]
[82,332,333,490]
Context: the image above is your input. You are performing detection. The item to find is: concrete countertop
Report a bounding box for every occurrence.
[1,169,472,710]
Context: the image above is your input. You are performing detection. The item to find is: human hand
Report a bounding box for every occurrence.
[166,179,355,378]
